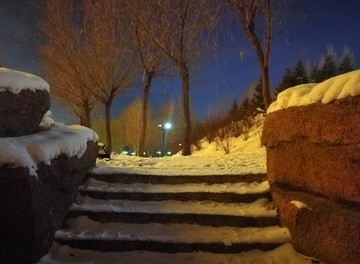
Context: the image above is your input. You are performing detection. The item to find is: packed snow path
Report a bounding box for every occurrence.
[39,172,320,264]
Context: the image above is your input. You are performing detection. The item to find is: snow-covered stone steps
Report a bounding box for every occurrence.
[79,190,273,203]
[78,177,272,203]
[54,217,290,253]
[48,172,286,258]
[66,211,279,227]
[40,242,318,264]
[87,173,268,184]
[55,236,283,254]
[66,195,279,227]
[71,194,276,216]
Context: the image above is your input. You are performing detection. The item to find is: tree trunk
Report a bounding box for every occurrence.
[180,63,192,156]
[231,0,272,111]
[139,73,153,156]
[104,101,112,152]
[80,114,91,128]
[80,99,92,128]
[79,116,85,127]
[261,65,272,110]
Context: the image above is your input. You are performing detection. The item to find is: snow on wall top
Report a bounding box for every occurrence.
[0,67,50,94]
[0,124,99,176]
[268,69,360,113]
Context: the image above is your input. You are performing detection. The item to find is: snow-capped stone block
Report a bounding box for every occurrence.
[0,68,50,137]
[262,95,360,203]
[0,68,99,263]
[0,123,99,263]
[262,71,360,264]
[0,141,98,264]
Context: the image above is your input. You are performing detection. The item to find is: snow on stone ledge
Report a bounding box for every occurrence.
[0,124,98,176]
[0,67,50,94]
[290,200,312,210]
[268,69,360,113]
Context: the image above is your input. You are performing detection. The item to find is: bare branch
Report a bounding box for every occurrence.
[226,0,273,109]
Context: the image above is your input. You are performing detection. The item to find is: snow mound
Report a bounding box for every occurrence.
[0,124,98,176]
[268,69,360,113]
[0,67,50,94]
[40,111,55,127]
[192,115,265,158]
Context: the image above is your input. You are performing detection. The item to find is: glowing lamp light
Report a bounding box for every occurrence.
[164,122,172,130]
[158,122,172,157]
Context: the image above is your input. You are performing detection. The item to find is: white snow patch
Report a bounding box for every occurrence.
[0,67,49,94]
[290,200,312,210]
[268,69,360,113]
[40,111,55,127]
[0,124,98,176]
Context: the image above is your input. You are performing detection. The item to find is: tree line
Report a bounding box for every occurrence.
[92,99,187,156]
[37,0,274,155]
[202,46,358,155]
[221,46,358,128]
[276,46,357,95]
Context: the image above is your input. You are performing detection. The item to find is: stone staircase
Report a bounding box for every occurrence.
[40,173,296,263]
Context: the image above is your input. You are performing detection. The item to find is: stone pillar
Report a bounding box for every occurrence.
[0,142,98,263]
[262,96,360,264]
[0,68,99,263]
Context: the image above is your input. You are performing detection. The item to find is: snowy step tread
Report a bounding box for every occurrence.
[88,173,268,184]
[39,242,321,264]
[79,178,270,194]
[71,196,277,218]
[66,210,279,227]
[56,216,290,245]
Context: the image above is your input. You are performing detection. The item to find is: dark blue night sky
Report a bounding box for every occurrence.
[1,0,360,122]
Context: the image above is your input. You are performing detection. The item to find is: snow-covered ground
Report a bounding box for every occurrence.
[93,116,266,177]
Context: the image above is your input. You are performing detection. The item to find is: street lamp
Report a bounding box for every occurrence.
[158,122,172,156]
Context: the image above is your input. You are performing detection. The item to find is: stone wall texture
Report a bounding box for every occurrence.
[0,89,50,137]
[0,142,98,264]
[262,95,360,264]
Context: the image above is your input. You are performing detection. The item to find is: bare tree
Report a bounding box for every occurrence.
[132,21,171,156]
[117,99,143,153]
[38,0,136,151]
[80,0,136,151]
[215,126,232,154]
[46,70,97,127]
[38,0,97,127]
[115,98,160,155]
[125,0,219,156]
[225,0,273,110]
